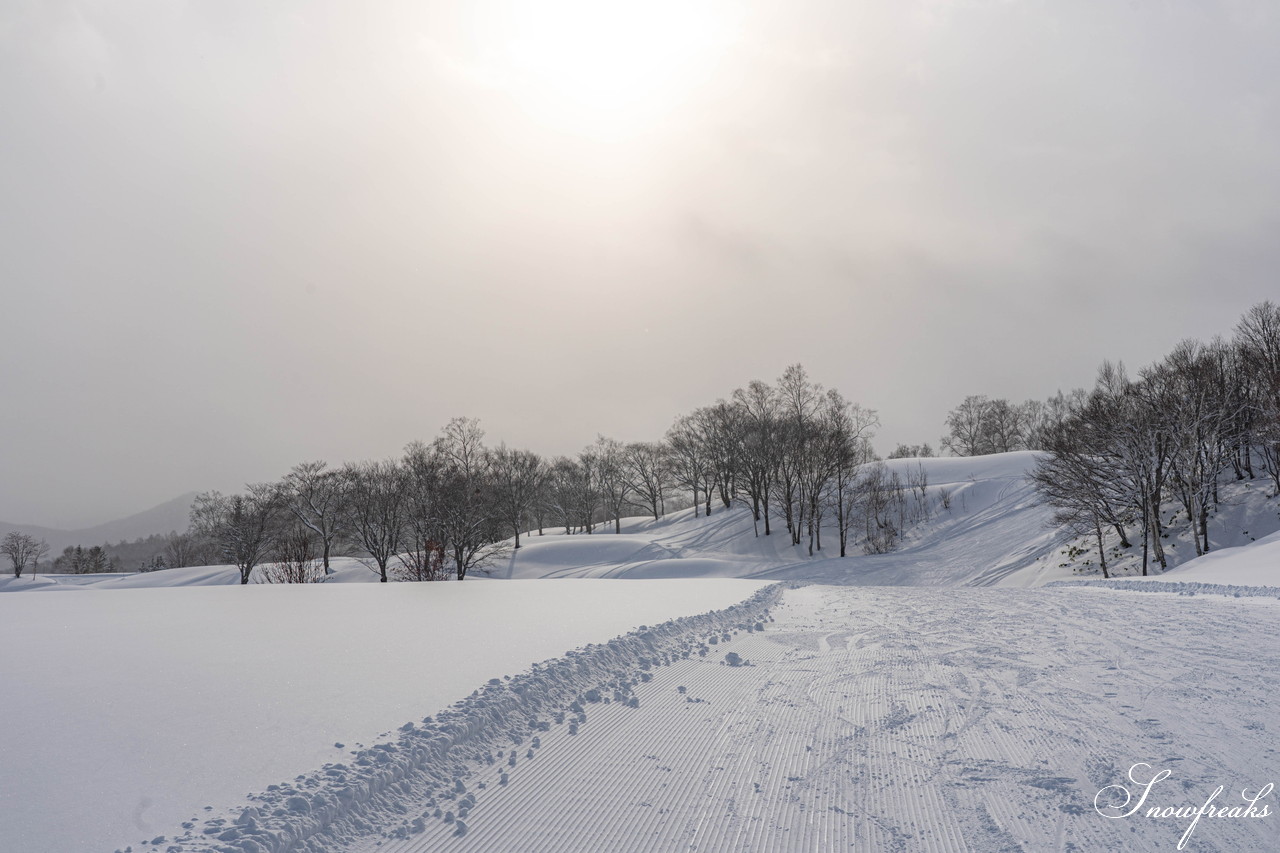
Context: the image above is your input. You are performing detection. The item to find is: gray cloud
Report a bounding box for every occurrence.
[2,0,1278,526]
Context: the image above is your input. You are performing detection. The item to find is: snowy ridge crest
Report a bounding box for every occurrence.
[155,584,783,853]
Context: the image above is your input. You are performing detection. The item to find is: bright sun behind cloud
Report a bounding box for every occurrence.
[470,0,737,137]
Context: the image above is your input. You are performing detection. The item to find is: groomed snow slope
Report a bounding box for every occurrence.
[0,579,766,853]
[178,585,1276,853]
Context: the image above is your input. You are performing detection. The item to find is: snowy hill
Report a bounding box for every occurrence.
[8,452,1277,595]
[502,451,1073,587]
[4,453,1074,591]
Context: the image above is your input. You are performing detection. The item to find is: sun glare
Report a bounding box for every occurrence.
[474,0,736,136]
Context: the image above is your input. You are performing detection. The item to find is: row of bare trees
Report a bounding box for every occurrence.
[940,392,1087,456]
[188,364,897,583]
[189,418,511,584]
[663,365,881,556]
[1030,302,1280,577]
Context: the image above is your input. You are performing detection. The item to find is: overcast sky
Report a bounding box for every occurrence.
[2,0,1278,528]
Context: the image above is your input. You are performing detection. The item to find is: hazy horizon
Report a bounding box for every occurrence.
[4,1,1279,528]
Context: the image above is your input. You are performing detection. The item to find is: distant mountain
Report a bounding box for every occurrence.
[0,492,198,555]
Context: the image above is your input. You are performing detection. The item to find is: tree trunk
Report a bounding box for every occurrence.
[1140,495,1150,577]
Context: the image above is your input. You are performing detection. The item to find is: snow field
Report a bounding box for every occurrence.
[371,586,1279,852]
[0,578,767,853]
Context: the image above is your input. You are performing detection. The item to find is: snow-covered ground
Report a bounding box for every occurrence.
[0,579,765,853]
[360,585,1280,853]
[4,451,1279,852]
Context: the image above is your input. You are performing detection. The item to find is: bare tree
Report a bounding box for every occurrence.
[189,485,284,584]
[1163,339,1244,555]
[545,456,589,534]
[623,441,671,521]
[732,380,781,534]
[941,395,992,456]
[858,463,901,554]
[665,415,713,518]
[826,397,880,557]
[489,444,545,548]
[282,461,346,575]
[163,531,214,569]
[775,363,823,544]
[432,418,508,579]
[983,399,1027,453]
[591,436,633,533]
[1032,418,1132,578]
[698,401,743,511]
[400,441,449,581]
[3,532,48,579]
[1236,301,1280,494]
[339,460,408,583]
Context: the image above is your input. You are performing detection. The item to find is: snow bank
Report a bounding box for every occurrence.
[1047,579,1280,599]
[1050,524,1280,594]
[1148,527,1280,586]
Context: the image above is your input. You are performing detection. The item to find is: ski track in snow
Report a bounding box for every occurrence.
[173,585,1280,853]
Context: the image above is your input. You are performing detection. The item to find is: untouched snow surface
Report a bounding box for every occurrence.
[0,579,765,853]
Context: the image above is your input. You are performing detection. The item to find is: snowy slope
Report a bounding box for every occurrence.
[0,579,765,853]
[501,451,1073,587]
[3,453,1073,593]
[16,450,1275,595]
[1153,528,1280,586]
[160,585,1280,853]
[1074,527,1280,589]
